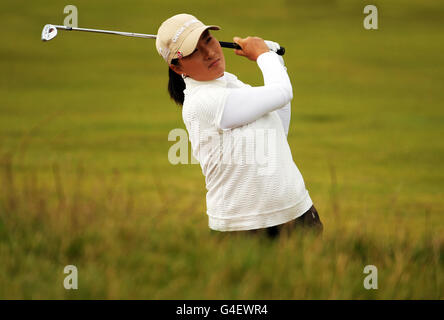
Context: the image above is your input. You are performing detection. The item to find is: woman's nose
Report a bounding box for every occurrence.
[202,46,215,59]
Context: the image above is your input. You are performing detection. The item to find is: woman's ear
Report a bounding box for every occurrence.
[169,63,182,75]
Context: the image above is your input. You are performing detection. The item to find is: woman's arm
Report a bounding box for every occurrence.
[265,41,291,136]
[219,51,293,135]
[275,102,291,136]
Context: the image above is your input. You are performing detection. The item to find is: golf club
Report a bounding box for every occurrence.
[41,24,286,55]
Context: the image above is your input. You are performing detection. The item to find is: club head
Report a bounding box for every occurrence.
[41,24,57,41]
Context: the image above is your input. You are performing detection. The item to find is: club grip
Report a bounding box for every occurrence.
[219,41,285,56]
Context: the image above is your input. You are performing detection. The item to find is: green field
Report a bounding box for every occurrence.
[0,0,443,299]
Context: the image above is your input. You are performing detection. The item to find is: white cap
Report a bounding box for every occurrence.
[156,13,220,64]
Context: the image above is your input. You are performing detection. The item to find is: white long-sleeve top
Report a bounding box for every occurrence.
[182,51,312,231]
[219,52,292,136]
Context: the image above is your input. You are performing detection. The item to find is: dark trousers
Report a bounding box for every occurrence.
[213,205,323,239]
[258,205,323,239]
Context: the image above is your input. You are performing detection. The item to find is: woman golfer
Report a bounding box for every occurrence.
[156,14,323,238]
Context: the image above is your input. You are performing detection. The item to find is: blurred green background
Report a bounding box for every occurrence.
[0,0,443,299]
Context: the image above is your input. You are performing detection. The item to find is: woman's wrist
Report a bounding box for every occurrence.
[256,51,281,69]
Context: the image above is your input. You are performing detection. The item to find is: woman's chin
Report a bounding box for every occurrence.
[213,66,225,78]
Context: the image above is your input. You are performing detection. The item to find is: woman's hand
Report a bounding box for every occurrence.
[233,36,270,61]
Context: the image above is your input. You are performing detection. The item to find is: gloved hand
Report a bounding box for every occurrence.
[264,40,285,66]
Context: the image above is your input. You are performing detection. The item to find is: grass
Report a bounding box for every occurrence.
[0,0,443,299]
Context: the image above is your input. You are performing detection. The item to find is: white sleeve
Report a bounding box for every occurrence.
[275,101,291,136]
[219,51,293,134]
[274,56,291,136]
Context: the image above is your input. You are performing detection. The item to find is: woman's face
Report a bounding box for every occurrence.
[170,30,226,81]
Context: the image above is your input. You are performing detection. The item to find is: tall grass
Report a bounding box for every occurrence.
[0,154,442,299]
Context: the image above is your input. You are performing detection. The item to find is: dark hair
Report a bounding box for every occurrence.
[168,58,185,106]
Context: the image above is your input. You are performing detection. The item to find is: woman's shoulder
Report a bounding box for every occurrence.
[183,86,229,126]
[184,84,228,107]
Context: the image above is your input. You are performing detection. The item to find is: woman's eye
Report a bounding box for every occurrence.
[206,37,212,43]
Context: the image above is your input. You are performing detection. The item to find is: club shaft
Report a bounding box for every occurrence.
[51,25,286,55]
[53,25,156,39]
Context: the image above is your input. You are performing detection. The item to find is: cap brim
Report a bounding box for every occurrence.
[175,25,221,60]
